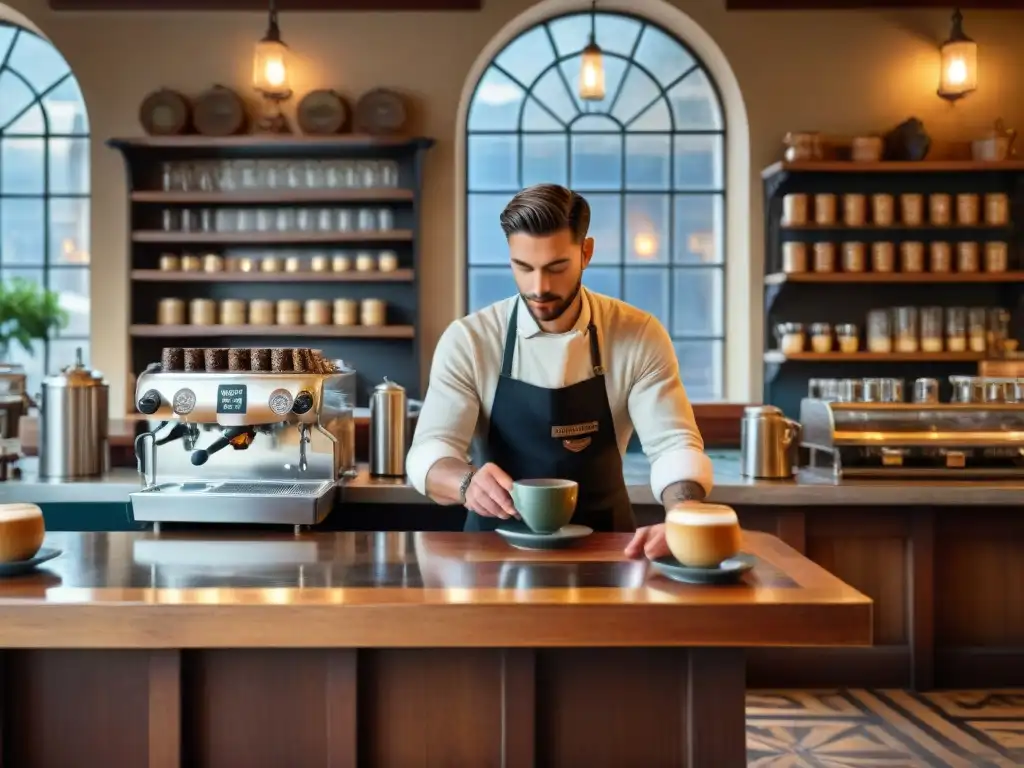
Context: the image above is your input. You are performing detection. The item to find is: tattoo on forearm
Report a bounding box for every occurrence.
[661,480,706,507]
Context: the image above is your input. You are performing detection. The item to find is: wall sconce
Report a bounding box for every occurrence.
[579,0,605,101]
[937,8,977,102]
[253,0,293,132]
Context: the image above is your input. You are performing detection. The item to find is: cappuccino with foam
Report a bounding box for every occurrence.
[665,503,741,568]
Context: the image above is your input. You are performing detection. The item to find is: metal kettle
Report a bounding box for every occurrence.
[38,348,109,479]
[740,405,800,479]
[369,378,407,477]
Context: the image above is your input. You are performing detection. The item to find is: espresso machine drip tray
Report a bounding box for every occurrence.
[130,480,337,526]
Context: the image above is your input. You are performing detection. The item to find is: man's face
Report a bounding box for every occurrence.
[508,229,594,323]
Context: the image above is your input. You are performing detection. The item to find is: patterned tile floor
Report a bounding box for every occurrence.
[747,689,1024,767]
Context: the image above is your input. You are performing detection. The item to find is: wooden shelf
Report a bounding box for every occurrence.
[131,189,414,204]
[762,160,1024,178]
[131,269,414,283]
[764,351,985,363]
[130,324,415,339]
[109,135,434,151]
[131,230,414,244]
[765,271,1024,285]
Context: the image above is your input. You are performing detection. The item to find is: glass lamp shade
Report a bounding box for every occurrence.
[253,38,291,98]
[579,42,606,101]
[938,38,977,100]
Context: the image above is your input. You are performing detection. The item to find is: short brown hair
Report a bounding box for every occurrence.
[499,184,590,242]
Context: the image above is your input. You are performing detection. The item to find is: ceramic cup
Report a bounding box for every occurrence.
[665,502,742,568]
[511,479,578,534]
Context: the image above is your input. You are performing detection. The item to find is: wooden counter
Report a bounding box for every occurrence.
[0,530,869,768]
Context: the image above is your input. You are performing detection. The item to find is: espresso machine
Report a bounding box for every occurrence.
[800,375,1024,479]
[130,347,356,529]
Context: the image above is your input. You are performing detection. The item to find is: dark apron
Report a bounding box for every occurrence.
[464,301,635,533]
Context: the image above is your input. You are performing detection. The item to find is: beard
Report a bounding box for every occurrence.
[521,277,583,323]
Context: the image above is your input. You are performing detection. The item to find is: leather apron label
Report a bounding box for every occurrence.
[551,421,599,438]
[562,437,592,453]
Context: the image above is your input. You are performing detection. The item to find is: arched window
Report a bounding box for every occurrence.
[0,21,90,388]
[465,11,725,401]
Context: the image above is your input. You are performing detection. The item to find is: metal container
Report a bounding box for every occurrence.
[740,405,801,479]
[369,378,407,477]
[39,348,109,479]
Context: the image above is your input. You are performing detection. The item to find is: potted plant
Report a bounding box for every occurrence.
[0,277,68,363]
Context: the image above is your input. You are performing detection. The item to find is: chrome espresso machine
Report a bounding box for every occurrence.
[130,347,356,528]
[800,375,1024,479]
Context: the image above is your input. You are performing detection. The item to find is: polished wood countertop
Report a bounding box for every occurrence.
[0,530,871,649]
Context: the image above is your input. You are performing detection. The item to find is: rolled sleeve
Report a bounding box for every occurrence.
[406,322,481,496]
[626,316,714,502]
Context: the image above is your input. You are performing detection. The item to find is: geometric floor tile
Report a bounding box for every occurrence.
[746,689,1024,768]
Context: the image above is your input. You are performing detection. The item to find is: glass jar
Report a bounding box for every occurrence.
[900,242,925,273]
[867,309,893,353]
[929,193,952,225]
[843,194,866,226]
[810,322,833,353]
[920,306,944,352]
[813,242,836,273]
[930,242,952,273]
[782,242,807,274]
[984,242,1009,273]
[945,307,967,352]
[841,242,866,272]
[871,242,895,272]
[776,322,805,355]
[894,306,919,353]
[814,194,837,225]
[957,242,980,272]
[836,323,859,353]
[968,307,988,353]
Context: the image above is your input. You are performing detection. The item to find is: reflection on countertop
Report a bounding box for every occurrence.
[4,452,1024,508]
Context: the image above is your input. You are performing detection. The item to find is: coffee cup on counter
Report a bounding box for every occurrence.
[664,502,742,568]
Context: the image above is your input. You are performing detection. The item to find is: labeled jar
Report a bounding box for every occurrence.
[776,322,805,355]
[957,242,980,272]
[378,250,399,272]
[782,242,807,274]
[157,298,185,325]
[930,242,952,273]
[894,307,919,352]
[929,193,952,225]
[946,307,967,352]
[189,298,217,326]
[814,193,837,225]
[968,307,988,352]
[303,299,331,326]
[900,194,924,225]
[360,298,387,327]
[843,194,867,226]
[333,298,358,326]
[872,194,895,226]
[871,242,896,272]
[782,194,808,226]
[158,253,180,271]
[836,323,859,353]
[276,299,302,326]
[841,242,866,272]
[921,306,943,352]
[867,309,892,353]
[984,193,1009,226]
[219,299,247,326]
[249,299,275,325]
[900,241,925,273]
[810,322,833,353]
[956,193,980,225]
[813,242,836,273]
[985,241,1009,273]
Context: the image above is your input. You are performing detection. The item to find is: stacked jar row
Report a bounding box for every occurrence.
[783,240,1010,274]
[774,306,1011,355]
[155,298,388,327]
[782,192,1009,227]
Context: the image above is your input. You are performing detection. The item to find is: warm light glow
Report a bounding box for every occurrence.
[253,38,291,97]
[579,43,605,101]
[937,11,978,101]
[633,233,658,259]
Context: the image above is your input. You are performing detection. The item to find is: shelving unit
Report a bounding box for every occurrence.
[761,160,1024,415]
[109,135,435,404]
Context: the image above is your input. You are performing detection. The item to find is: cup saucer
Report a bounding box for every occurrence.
[495,521,593,550]
[0,547,62,579]
[648,553,755,585]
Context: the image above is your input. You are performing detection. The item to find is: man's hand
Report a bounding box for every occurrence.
[465,463,518,520]
[624,524,671,559]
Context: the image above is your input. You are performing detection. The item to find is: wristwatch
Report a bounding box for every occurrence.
[458,467,476,505]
